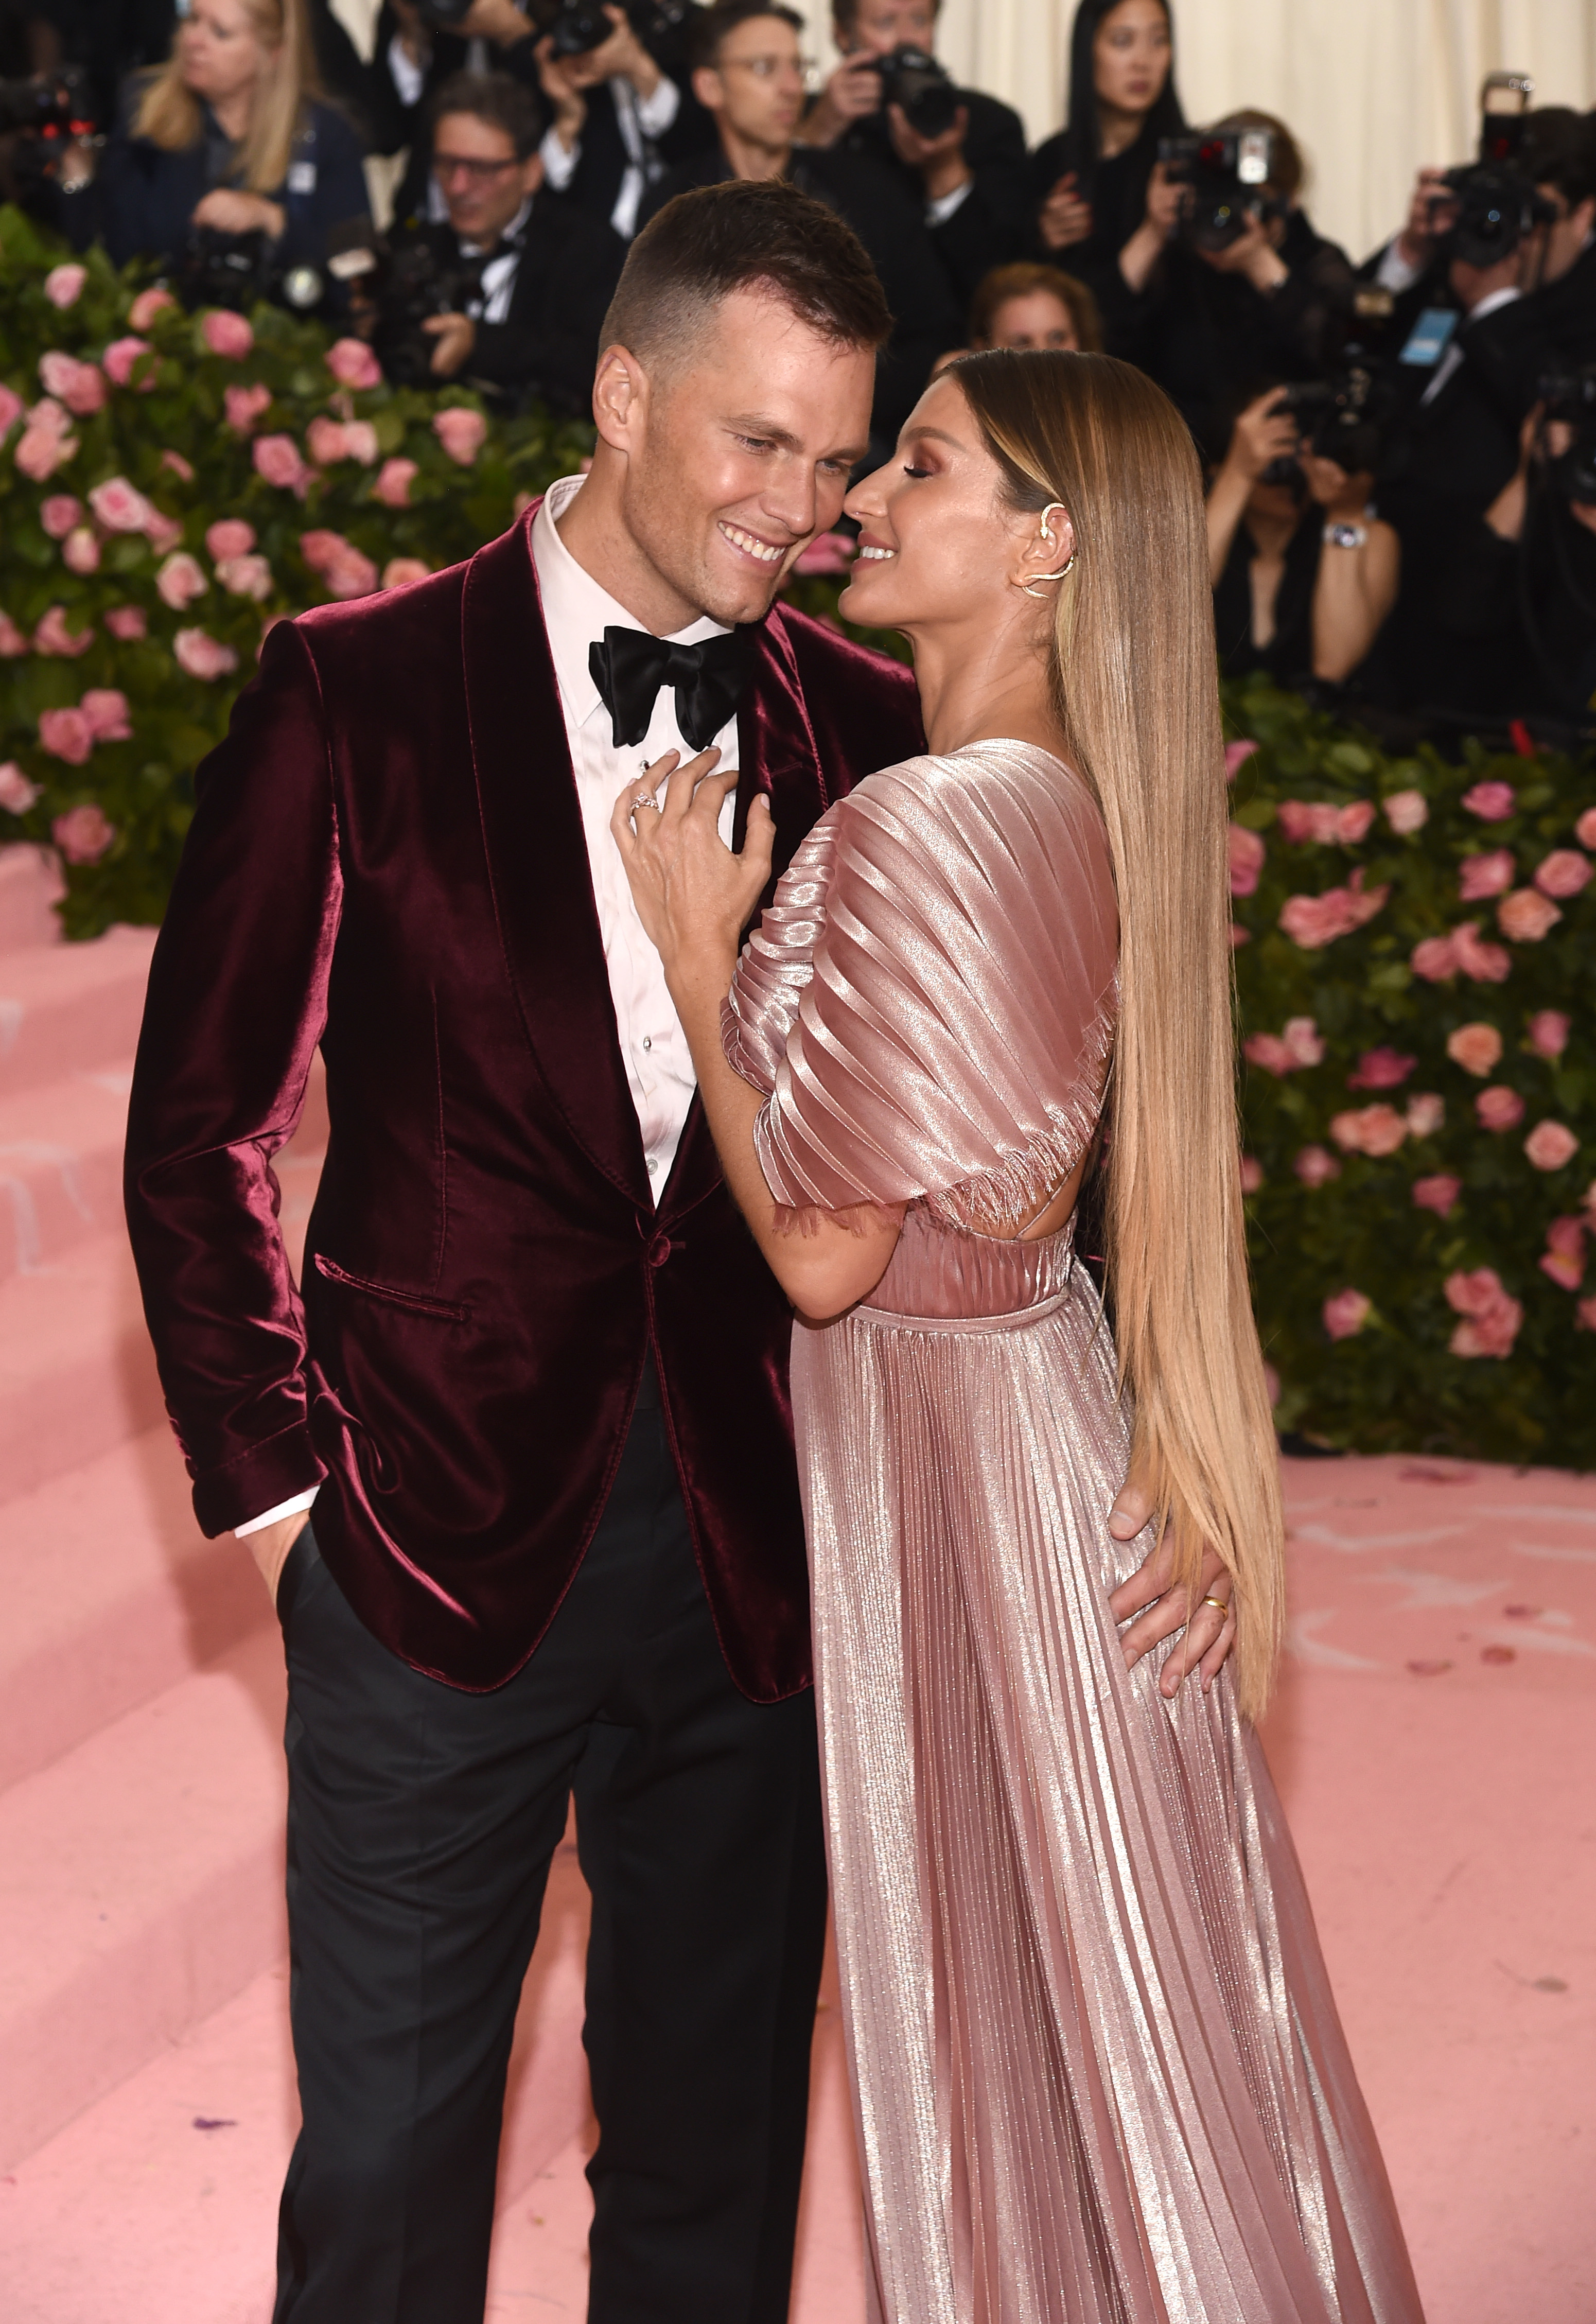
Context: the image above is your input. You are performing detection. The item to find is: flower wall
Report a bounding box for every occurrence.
[0,207,593,934]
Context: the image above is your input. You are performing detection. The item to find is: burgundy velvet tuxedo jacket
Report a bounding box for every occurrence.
[124,507,923,1697]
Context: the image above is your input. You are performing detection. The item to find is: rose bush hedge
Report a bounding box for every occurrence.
[0,206,592,934]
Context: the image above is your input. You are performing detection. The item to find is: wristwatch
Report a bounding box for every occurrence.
[1322,521,1369,550]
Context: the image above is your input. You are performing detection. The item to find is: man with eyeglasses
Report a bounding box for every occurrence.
[395,69,625,409]
[642,0,960,448]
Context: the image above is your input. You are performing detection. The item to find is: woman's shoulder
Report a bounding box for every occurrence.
[846,740,1103,845]
[303,96,366,158]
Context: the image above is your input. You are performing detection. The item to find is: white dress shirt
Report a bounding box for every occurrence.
[539,73,680,240]
[239,471,740,1541]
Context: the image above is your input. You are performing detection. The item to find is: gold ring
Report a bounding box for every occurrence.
[1199,1595,1231,1616]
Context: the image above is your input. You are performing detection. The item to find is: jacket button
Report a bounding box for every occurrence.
[648,1237,671,1267]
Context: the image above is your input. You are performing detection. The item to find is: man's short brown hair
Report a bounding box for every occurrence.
[969,261,1104,354]
[599,178,893,376]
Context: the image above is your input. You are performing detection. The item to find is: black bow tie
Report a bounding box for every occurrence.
[588,625,751,755]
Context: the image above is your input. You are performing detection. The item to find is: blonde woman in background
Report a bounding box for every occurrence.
[91,0,369,281]
[613,348,1426,2323]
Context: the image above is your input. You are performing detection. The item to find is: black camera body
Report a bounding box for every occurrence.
[1429,163,1554,271]
[1538,366,1596,506]
[544,0,687,57]
[1255,360,1396,490]
[363,230,488,387]
[0,66,93,138]
[1158,128,1274,252]
[873,45,959,139]
[175,226,325,316]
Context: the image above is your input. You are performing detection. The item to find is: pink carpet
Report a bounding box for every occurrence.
[0,844,1591,2320]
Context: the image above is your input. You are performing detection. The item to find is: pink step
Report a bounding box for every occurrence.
[0,846,64,953]
[0,925,155,1097]
[0,1065,134,1283]
[0,1428,269,1792]
[0,1229,170,1500]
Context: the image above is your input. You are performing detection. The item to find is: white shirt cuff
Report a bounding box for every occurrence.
[630,73,679,138]
[926,180,973,228]
[540,124,580,188]
[387,32,427,110]
[1374,238,1423,294]
[236,1486,320,1538]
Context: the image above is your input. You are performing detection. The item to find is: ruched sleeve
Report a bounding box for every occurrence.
[721,744,1118,1239]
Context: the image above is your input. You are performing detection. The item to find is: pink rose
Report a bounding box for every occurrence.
[1278,868,1389,950]
[81,688,131,741]
[43,262,87,308]
[102,336,156,389]
[217,552,273,600]
[1527,1010,1570,1060]
[1294,1144,1340,1186]
[1446,1022,1502,1076]
[156,550,208,609]
[253,433,312,495]
[89,476,155,533]
[326,337,383,390]
[1405,1093,1445,1138]
[38,351,106,415]
[1383,788,1429,834]
[1476,1085,1525,1132]
[1534,849,1591,899]
[103,604,147,640]
[1540,1217,1585,1290]
[33,605,95,656]
[433,406,487,466]
[307,414,352,465]
[200,309,254,359]
[1330,1104,1408,1157]
[1227,823,1265,896]
[1548,1216,1585,1260]
[381,556,430,589]
[0,383,22,438]
[1224,738,1258,780]
[1323,1289,1372,1341]
[344,420,380,466]
[40,493,82,538]
[1498,887,1561,942]
[52,802,115,863]
[145,510,183,555]
[1542,1249,1585,1291]
[1239,1154,1264,1192]
[62,526,100,574]
[15,418,77,480]
[1453,920,1512,981]
[1577,1296,1596,1332]
[161,449,195,481]
[1282,1017,1323,1067]
[1413,1174,1461,1215]
[1577,808,1596,849]
[38,705,94,762]
[1459,848,1514,900]
[25,396,73,440]
[0,762,42,813]
[1462,780,1516,821]
[173,626,240,680]
[0,613,27,656]
[1348,1047,1415,1090]
[1337,799,1377,843]
[1524,1121,1578,1173]
[1244,1035,1293,1075]
[206,518,256,562]
[373,456,417,508]
[1445,1268,1522,1358]
[300,529,378,600]
[794,531,855,576]
[1230,923,1250,948]
[129,286,176,330]
[1277,799,1341,845]
[225,382,273,434]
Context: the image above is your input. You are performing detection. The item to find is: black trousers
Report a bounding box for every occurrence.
[272,1372,828,2323]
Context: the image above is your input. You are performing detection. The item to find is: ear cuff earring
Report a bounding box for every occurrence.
[1022,501,1077,596]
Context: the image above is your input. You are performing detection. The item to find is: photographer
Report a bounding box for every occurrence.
[1112,110,1357,463]
[969,258,1102,352]
[381,69,623,409]
[68,0,369,284]
[532,1,711,239]
[641,0,960,443]
[1206,385,1399,687]
[796,0,1030,311]
[1029,0,1185,318]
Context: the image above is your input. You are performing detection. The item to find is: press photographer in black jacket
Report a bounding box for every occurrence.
[796,0,1030,311]
[384,68,624,410]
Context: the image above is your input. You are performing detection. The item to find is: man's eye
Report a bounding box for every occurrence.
[736,435,774,453]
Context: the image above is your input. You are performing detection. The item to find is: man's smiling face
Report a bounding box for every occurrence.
[615,286,876,626]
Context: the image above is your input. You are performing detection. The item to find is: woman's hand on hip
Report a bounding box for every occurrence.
[1107,1480,1236,1696]
[611,748,774,995]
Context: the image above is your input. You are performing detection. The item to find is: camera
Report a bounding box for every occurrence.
[1428,163,1554,270]
[175,226,326,315]
[1157,129,1273,253]
[0,67,93,138]
[1279,362,1395,476]
[1537,366,1596,507]
[873,46,959,139]
[348,229,488,387]
[543,0,686,57]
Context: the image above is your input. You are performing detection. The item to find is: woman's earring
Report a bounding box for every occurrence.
[1022,501,1076,596]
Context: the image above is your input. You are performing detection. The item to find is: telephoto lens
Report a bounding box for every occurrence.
[875,46,960,139]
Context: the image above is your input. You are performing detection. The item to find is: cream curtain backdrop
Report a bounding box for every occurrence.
[791,0,1596,262]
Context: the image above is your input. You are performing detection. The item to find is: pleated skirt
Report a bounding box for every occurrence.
[791,1260,1426,2324]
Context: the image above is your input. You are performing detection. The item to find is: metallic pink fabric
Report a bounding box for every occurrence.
[724,742,1426,2322]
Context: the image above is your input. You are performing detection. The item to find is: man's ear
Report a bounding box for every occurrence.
[521,152,545,200]
[591,342,648,452]
[691,64,724,115]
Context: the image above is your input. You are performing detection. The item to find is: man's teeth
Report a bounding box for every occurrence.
[720,522,785,564]
[856,545,895,560]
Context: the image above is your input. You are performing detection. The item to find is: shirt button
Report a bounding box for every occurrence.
[641,1035,652,1051]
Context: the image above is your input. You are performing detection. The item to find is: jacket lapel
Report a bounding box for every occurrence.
[463,509,652,1208]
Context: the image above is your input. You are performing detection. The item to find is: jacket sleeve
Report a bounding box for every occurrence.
[123,619,341,1537]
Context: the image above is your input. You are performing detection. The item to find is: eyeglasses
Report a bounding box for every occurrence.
[718,53,811,80]
[432,153,518,185]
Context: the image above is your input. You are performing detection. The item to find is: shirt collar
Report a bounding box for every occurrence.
[1465,285,1522,327]
[460,194,534,259]
[531,474,731,728]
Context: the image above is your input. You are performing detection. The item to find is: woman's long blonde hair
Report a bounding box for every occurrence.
[955,347,1285,1719]
[136,0,319,196]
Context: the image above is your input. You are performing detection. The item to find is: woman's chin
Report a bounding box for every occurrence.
[838,569,895,623]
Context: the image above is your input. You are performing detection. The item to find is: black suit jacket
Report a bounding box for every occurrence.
[829,88,1032,313]
[412,194,626,412]
[124,509,924,1698]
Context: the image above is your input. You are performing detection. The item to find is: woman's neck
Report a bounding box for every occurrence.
[1096,101,1148,160]
[908,626,1064,759]
[1243,504,1299,563]
[211,86,255,143]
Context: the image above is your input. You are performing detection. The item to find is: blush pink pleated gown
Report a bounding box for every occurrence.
[722,743,1425,2324]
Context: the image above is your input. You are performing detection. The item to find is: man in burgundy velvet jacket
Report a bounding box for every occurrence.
[125,181,922,2321]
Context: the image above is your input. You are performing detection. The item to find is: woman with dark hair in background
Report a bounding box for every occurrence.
[1029,0,1184,313]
